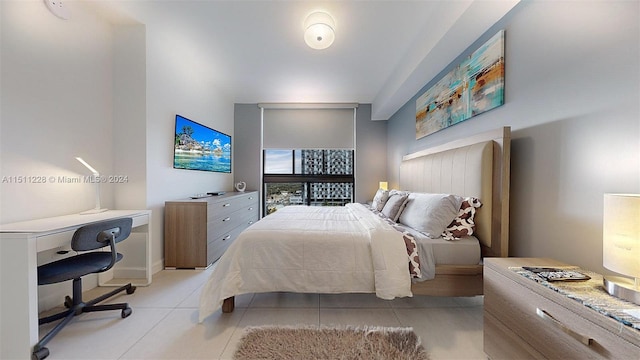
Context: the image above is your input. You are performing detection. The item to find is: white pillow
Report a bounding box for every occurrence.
[389,189,409,197]
[371,189,390,211]
[398,193,463,238]
[381,193,409,222]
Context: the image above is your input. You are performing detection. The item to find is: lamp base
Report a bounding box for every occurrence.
[603,276,640,306]
[80,208,109,215]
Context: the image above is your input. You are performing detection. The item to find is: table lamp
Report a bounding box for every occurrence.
[379,181,388,191]
[603,193,640,305]
[76,157,108,214]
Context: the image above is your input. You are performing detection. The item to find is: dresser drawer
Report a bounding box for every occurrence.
[208,207,257,239]
[484,311,545,360]
[36,229,76,252]
[235,192,258,207]
[485,266,640,359]
[210,201,258,223]
[208,192,258,219]
[207,222,248,264]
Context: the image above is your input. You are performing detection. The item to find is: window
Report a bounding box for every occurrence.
[264,149,295,174]
[263,149,354,214]
[260,105,357,215]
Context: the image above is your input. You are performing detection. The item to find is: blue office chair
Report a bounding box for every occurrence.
[32,218,136,360]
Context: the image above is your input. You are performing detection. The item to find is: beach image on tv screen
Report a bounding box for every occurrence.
[174,115,231,173]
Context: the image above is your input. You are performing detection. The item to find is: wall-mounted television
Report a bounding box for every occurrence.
[173,114,231,173]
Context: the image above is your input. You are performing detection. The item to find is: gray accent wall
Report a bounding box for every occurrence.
[234,103,387,207]
[234,104,262,193]
[386,1,639,275]
[355,104,387,203]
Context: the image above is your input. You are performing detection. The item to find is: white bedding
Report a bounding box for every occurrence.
[393,224,481,281]
[198,203,414,322]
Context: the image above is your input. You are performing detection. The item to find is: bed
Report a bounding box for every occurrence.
[198,127,510,321]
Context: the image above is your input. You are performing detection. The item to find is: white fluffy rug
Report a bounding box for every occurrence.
[233,325,429,360]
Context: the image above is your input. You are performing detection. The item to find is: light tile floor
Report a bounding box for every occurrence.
[38,267,486,359]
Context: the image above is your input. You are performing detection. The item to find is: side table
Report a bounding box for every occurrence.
[484,257,640,359]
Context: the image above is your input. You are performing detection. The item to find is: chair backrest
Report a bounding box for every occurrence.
[71,218,133,252]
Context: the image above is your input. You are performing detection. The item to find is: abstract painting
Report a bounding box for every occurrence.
[416,30,505,139]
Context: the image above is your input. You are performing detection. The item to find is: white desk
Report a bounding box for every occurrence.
[0,210,152,360]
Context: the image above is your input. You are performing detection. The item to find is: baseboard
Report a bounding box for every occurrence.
[112,259,165,280]
[153,259,164,274]
[112,266,147,279]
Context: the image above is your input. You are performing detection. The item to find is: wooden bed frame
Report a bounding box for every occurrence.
[221,127,510,312]
[406,126,511,297]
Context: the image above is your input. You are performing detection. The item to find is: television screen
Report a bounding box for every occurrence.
[173,114,232,173]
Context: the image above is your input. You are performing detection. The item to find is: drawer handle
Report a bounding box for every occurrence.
[222,217,231,222]
[223,203,231,207]
[248,197,253,200]
[222,235,231,241]
[536,308,593,346]
[248,221,254,225]
[248,207,253,211]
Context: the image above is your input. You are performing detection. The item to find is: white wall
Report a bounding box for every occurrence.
[110,24,148,274]
[1,1,234,306]
[143,22,234,271]
[1,1,115,222]
[0,0,120,311]
[113,25,147,211]
[386,0,640,275]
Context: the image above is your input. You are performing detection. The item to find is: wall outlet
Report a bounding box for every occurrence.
[44,0,70,20]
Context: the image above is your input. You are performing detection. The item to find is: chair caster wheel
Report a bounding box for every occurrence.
[32,346,50,360]
[64,295,73,308]
[126,286,136,295]
[122,307,132,318]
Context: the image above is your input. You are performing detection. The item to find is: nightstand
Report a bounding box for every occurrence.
[484,257,640,359]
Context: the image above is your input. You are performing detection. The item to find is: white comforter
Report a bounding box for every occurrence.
[198,203,413,322]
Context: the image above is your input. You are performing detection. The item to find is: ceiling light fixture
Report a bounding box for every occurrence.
[44,0,70,20]
[304,11,335,50]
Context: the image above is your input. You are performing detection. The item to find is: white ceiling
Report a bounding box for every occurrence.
[90,1,519,120]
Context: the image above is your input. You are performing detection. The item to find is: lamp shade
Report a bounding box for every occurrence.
[603,194,640,279]
[379,181,388,191]
[76,157,107,214]
[76,157,99,175]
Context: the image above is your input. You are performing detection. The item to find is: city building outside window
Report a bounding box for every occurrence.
[263,149,354,215]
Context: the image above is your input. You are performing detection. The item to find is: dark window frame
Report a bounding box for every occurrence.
[263,149,355,215]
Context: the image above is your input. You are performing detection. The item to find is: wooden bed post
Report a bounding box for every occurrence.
[222,296,235,313]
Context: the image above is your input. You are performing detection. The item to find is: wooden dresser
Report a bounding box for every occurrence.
[484,257,640,359]
[164,191,259,268]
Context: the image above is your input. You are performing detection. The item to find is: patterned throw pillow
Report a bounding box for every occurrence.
[371,189,390,211]
[442,197,482,241]
[381,193,409,222]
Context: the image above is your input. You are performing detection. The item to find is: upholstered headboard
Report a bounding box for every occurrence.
[399,127,510,258]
